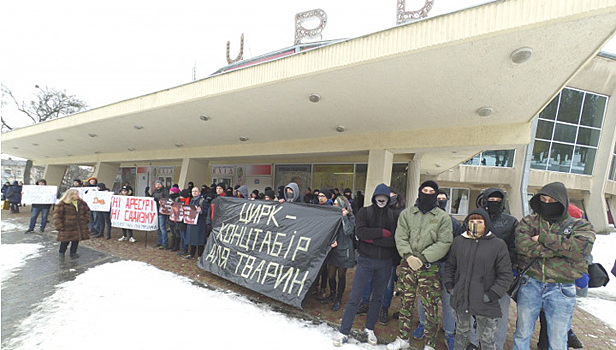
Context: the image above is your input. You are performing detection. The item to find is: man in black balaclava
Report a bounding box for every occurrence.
[467,188,518,350]
[388,180,453,350]
[414,189,463,349]
[512,182,595,350]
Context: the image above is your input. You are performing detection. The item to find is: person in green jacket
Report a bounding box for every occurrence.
[387,180,453,350]
[512,182,595,350]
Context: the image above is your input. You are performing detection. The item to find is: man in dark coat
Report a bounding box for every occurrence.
[6,181,22,213]
[147,180,169,248]
[25,179,53,233]
[444,208,512,350]
[333,183,399,347]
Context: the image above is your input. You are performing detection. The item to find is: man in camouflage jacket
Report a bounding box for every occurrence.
[512,182,595,350]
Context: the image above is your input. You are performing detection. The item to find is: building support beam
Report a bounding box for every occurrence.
[93,162,121,190]
[585,86,616,233]
[509,145,527,219]
[363,150,393,207]
[407,157,422,207]
[43,164,67,188]
[178,158,209,189]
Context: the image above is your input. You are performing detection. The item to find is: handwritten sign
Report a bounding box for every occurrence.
[83,190,113,212]
[197,197,342,308]
[169,202,184,222]
[21,185,58,204]
[183,205,199,225]
[110,196,159,230]
[159,198,173,215]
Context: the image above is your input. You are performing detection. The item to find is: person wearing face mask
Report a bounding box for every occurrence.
[333,183,399,347]
[512,182,595,350]
[444,208,513,350]
[387,180,453,350]
[466,188,518,350]
[414,190,464,350]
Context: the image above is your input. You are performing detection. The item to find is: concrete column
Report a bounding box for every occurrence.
[406,157,422,207]
[585,91,616,233]
[94,162,121,189]
[178,158,209,189]
[363,149,393,207]
[43,164,67,188]
[508,145,527,219]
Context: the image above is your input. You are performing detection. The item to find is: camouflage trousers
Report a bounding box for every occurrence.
[397,263,441,347]
[454,311,498,350]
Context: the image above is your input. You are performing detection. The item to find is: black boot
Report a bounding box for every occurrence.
[379,307,389,325]
[318,293,335,304]
[332,296,343,311]
[568,329,584,349]
[356,302,369,314]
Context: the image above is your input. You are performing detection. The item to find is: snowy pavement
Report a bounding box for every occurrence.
[1,218,377,350]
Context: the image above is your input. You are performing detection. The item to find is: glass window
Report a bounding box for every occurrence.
[531,140,550,170]
[571,146,596,175]
[440,187,470,215]
[580,94,607,128]
[536,120,554,140]
[463,153,481,166]
[274,165,312,195]
[354,164,367,197]
[548,143,574,172]
[391,164,408,198]
[462,150,515,167]
[552,123,577,144]
[539,96,559,120]
[557,89,583,124]
[532,88,607,175]
[576,127,601,147]
[312,164,354,194]
[609,155,616,181]
[481,150,515,167]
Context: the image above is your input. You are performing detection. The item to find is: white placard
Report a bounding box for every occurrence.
[83,190,113,212]
[110,195,158,230]
[21,185,58,204]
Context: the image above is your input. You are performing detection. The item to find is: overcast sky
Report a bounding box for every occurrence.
[1,0,615,132]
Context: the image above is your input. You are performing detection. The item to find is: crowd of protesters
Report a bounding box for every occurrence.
[22,175,598,350]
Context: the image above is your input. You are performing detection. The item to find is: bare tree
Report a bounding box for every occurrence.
[1,84,87,131]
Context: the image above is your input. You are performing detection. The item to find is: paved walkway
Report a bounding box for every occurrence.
[2,209,615,349]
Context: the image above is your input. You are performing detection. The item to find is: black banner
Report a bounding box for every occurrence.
[197,197,342,308]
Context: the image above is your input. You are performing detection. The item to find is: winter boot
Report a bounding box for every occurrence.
[568,329,584,349]
[379,307,389,325]
[332,296,343,311]
[356,302,369,314]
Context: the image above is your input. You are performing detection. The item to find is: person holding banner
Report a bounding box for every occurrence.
[25,179,53,233]
[117,186,136,242]
[167,186,182,251]
[175,189,191,255]
[93,183,113,239]
[323,195,356,312]
[183,186,208,260]
[53,189,90,259]
[147,180,169,249]
[334,183,399,347]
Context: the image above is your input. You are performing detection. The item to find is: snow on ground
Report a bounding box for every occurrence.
[576,232,616,332]
[3,259,379,350]
[0,243,43,283]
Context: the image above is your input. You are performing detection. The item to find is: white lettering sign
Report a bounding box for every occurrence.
[21,185,57,204]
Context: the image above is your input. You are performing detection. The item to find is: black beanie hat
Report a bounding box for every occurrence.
[216,183,226,190]
[419,180,439,192]
[321,189,333,200]
[180,189,190,197]
[264,189,276,199]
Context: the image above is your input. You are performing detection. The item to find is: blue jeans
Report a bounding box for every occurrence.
[157,215,169,246]
[468,294,510,349]
[361,265,397,308]
[29,206,50,231]
[512,276,576,350]
[417,262,456,336]
[339,255,392,335]
[96,211,112,237]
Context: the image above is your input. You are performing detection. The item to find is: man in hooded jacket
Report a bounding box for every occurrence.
[512,182,595,350]
[388,180,453,350]
[283,182,300,203]
[444,208,512,350]
[333,183,399,347]
[467,188,518,350]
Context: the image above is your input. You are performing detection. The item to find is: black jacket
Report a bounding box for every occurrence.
[355,184,398,261]
[480,188,519,265]
[444,209,512,318]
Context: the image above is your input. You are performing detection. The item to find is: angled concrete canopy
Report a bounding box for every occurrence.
[3,0,616,176]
